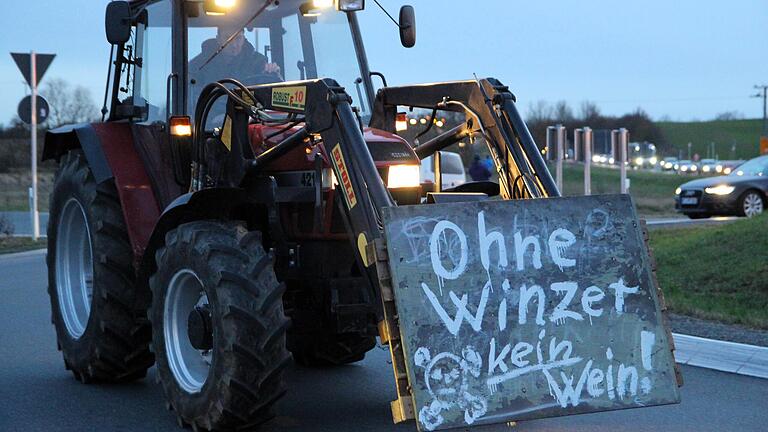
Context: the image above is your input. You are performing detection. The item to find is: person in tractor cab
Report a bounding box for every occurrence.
[188,21,282,113]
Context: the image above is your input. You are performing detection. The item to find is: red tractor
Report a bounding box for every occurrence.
[43,1,676,431]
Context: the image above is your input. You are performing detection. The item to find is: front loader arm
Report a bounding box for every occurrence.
[370,78,560,199]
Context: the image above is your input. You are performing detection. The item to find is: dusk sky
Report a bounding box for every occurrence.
[0,0,766,124]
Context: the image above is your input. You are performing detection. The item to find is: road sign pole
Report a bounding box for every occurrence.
[30,51,39,241]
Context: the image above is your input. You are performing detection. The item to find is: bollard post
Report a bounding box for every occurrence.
[546,126,556,161]
[618,128,629,193]
[555,124,565,193]
[583,127,593,195]
[573,128,583,163]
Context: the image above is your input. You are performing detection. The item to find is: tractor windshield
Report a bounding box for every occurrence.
[187,0,368,117]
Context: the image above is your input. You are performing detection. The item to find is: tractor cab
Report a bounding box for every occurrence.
[106,0,421,207]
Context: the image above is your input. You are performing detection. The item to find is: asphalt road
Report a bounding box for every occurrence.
[2,252,767,432]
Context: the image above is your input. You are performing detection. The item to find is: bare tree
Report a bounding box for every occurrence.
[41,78,99,127]
[526,100,552,124]
[553,100,575,123]
[579,101,601,122]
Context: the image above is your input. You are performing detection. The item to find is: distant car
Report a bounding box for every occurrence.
[420,151,467,190]
[675,155,768,218]
[718,160,744,175]
[591,154,612,165]
[699,159,718,174]
[677,160,698,174]
[661,157,678,171]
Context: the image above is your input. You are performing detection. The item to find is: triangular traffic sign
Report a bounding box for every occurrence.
[11,52,56,87]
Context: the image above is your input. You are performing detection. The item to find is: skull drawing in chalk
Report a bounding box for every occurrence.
[414,346,488,430]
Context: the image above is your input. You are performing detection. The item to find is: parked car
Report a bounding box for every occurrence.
[420,151,467,190]
[675,155,768,218]
[677,160,698,174]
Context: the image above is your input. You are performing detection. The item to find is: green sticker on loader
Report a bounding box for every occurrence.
[381,194,680,431]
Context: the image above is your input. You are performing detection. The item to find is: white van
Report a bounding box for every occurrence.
[420,151,467,190]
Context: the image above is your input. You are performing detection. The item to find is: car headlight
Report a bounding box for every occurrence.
[715,164,723,173]
[649,157,658,165]
[702,165,710,172]
[635,157,644,165]
[704,185,735,195]
[680,166,688,172]
[691,165,698,171]
[675,187,682,195]
[387,164,420,189]
[724,167,732,174]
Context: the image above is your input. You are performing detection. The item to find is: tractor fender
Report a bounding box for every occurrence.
[137,182,281,289]
[44,123,113,182]
[44,123,162,261]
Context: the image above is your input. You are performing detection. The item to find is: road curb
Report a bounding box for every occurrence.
[0,248,46,260]
[673,332,768,379]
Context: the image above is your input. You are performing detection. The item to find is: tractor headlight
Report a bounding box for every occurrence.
[705,185,735,195]
[336,0,365,11]
[387,165,420,189]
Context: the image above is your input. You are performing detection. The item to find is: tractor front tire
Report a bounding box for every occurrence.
[150,221,291,431]
[47,150,153,383]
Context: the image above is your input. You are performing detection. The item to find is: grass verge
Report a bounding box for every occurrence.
[557,163,696,217]
[657,118,762,160]
[0,236,46,255]
[650,214,768,328]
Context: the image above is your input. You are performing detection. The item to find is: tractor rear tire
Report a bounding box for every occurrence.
[47,150,153,383]
[149,221,291,431]
[289,332,376,366]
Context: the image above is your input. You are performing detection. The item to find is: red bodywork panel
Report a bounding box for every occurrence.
[91,122,413,263]
[92,123,161,260]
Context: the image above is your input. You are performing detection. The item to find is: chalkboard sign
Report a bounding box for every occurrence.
[382,194,680,431]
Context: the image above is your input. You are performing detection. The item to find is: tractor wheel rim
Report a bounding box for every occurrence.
[744,193,763,217]
[55,198,94,339]
[164,269,211,393]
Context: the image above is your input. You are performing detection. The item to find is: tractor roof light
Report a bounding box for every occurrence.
[300,2,323,17]
[336,0,365,11]
[204,0,237,16]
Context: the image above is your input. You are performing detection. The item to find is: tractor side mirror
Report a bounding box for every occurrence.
[105,1,133,45]
[399,5,416,48]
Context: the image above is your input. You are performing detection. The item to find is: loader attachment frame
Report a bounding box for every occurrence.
[193,77,678,429]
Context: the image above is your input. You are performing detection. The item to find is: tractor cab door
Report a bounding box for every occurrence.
[129,0,187,207]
